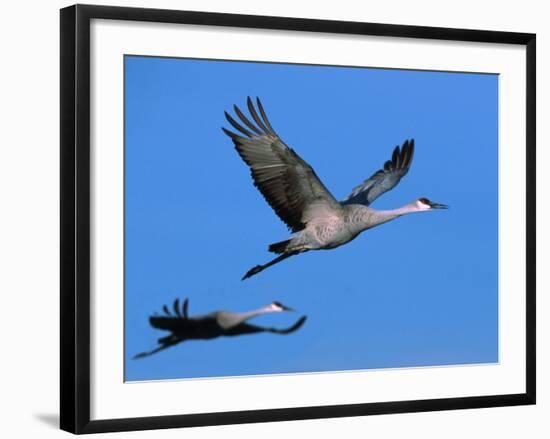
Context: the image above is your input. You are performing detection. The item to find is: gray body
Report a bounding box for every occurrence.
[288,204,399,252]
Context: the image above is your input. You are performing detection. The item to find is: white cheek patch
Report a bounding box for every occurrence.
[416,200,431,209]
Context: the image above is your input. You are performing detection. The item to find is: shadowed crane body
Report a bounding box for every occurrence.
[222,97,448,280]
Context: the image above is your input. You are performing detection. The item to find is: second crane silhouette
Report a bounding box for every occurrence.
[134,298,306,359]
[223,97,448,280]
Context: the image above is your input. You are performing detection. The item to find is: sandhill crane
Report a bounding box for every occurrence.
[223,97,448,280]
[133,298,307,359]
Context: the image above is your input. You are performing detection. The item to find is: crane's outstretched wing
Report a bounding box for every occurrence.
[150,298,189,331]
[149,315,182,331]
[341,139,415,206]
[224,316,307,336]
[223,97,341,232]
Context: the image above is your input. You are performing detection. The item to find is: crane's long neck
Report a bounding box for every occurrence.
[232,305,276,324]
[356,202,422,231]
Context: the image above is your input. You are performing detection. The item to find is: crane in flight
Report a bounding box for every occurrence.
[133,298,306,359]
[223,97,448,280]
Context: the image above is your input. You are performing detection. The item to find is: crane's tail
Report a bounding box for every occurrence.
[242,252,298,280]
[268,239,291,254]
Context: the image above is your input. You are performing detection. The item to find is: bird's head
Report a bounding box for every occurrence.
[269,301,294,312]
[416,197,449,210]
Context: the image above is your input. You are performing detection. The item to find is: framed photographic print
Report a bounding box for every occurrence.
[60,4,536,434]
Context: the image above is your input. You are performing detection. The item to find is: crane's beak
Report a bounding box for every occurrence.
[272,301,295,312]
[430,202,449,209]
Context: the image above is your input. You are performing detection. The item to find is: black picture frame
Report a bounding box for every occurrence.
[60,4,536,434]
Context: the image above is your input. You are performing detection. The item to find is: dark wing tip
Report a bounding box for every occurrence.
[233,104,263,136]
[405,138,415,168]
[173,298,181,318]
[396,138,415,171]
[246,96,271,134]
[286,315,307,333]
[182,298,189,319]
[266,315,308,334]
[256,97,276,135]
[221,127,240,140]
[225,110,255,137]
[223,97,278,140]
[391,145,400,168]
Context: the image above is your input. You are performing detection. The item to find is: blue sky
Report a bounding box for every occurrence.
[124,56,498,382]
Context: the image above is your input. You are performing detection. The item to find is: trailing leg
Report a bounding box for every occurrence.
[242,251,299,280]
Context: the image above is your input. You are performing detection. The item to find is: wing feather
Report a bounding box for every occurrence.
[173,299,182,318]
[341,139,415,206]
[152,300,189,330]
[234,105,263,135]
[223,97,340,232]
[150,316,182,331]
[224,111,255,137]
[182,298,189,319]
